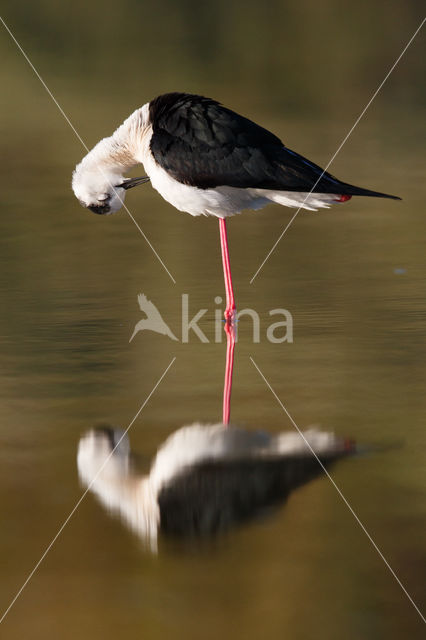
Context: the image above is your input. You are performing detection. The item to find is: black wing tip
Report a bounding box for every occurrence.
[341,185,402,200]
[366,192,402,201]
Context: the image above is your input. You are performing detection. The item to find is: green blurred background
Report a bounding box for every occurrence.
[0,1,425,639]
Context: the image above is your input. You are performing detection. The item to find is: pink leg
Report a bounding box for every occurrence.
[219,218,236,324]
[222,321,236,425]
[219,218,236,425]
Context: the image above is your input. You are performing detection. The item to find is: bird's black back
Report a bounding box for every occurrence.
[148,93,399,199]
[158,449,353,538]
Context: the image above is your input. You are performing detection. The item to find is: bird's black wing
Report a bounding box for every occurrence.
[158,450,352,538]
[149,93,399,198]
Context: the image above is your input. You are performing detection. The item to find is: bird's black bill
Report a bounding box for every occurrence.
[116,176,150,190]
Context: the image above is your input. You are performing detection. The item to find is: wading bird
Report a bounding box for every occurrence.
[72,93,399,322]
[77,423,356,550]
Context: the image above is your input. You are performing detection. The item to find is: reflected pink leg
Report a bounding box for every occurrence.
[222,321,236,425]
[219,218,236,324]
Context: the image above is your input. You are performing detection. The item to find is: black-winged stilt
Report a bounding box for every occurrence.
[72,92,400,323]
[77,423,356,549]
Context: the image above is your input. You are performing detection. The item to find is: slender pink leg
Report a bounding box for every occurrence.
[219,218,236,425]
[219,218,236,324]
[222,320,236,425]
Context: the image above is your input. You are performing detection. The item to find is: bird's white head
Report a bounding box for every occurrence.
[72,106,150,215]
[72,162,149,216]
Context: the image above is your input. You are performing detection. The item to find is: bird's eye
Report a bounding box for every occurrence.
[98,193,110,202]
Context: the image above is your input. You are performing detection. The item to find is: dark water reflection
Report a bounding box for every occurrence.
[77,422,357,551]
[1,1,425,638]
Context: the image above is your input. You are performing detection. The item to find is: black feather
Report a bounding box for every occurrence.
[148,93,400,199]
[158,450,352,537]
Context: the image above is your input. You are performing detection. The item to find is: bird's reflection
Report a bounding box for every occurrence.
[77,422,355,551]
[78,314,357,551]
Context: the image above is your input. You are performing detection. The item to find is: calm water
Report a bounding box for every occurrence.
[1,2,425,638]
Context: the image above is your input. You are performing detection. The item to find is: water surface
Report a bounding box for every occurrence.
[0,2,425,638]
